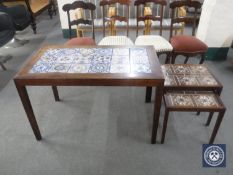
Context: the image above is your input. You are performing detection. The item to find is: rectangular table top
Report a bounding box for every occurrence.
[161,64,222,89]
[14,45,164,86]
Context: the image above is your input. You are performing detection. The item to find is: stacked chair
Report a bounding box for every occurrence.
[0,12,15,70]
[2,0,54,34]
[0,3,31,46]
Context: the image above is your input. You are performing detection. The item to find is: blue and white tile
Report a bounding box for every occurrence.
[113,48,129,56]
[39,55,57,63]
[92,55,112,64]
[95,48,113,56]
[79,48,96,56]
[68,64,90,73]
[48,64,71,73]
[57,48,80,56]
[111,55,130,64]
[30,62,52,73]
[130,48,147,57]
[110,64,130,73]
[130,55,150,64]
[131,64,151,73]
[56,56,75,64]
[73,55,92,64]
[89,63,110,73]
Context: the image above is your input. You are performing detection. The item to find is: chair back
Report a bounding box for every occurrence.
[169,0,202,39]
[63,1,96,39]
[100,0,131,37]
[134,0,167,36]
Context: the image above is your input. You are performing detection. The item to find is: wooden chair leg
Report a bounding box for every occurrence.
[52,0,57,15]
[145,87,152,103]
[31,18,37,34]
[48,5,53,19]
[199,53,205,64]
[209,110,225,144]
[184,56,189,64]
[52,86,60,101]
[205,112,214,126]
[0,62,7,70]
[165,52,171,64]
[161,109,169,144]
[171,53,176,64]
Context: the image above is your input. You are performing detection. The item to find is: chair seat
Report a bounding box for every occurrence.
[98,36,134,45]
[65,37,96,46]
[170,35,208,53]
[135,35,173,52]
[30,0,50,14]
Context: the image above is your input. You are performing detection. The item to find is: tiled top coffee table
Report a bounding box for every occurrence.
[14,45,164,144]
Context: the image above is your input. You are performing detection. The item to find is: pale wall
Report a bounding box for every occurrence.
[197,0,233,47]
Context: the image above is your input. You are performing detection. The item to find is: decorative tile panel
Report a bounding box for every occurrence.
[168,93,221,108]
[193,94,219,107]
[29,48,151,74]
[196,76,218,86]
[161,65,220,87]
[164,75,177,86]
[176,75,199,86]
[170,94,194,107]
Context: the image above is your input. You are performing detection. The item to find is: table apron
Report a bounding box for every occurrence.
[14,79,164,87]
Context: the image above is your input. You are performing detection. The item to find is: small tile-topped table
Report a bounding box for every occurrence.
[161,64,223,94]
[14,45,164,144]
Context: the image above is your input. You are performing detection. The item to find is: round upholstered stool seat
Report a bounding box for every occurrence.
[135,35,173,53]
[98,36,134,46]
[65,37,96,46]
[170,35,208,53]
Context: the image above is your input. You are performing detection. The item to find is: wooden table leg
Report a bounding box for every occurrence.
[151,85,163,144]
[145,87,152,103]
[52,86,60,101]
[14,82,42,140]
[209,110,225,144]
[205,112,214,126]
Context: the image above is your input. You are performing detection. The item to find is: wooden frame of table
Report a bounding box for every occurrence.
[146,64,223,131]
[146,64,223,101]
[14,45,164,144]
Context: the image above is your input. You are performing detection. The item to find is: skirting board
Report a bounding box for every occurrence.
[206,47,229,61]
[62,29,77,38]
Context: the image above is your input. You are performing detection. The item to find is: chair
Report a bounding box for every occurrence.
[134,0,173,63]
[0,4,31,46]
[62,1,96,46]
[169,0,208,64]
[0,12,15,70]
[3,0,54,34]
[98,0,134,46]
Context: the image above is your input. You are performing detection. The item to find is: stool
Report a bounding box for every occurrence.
[161,92,226,144]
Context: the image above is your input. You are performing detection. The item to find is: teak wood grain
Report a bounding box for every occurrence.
[14,45,164,144]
